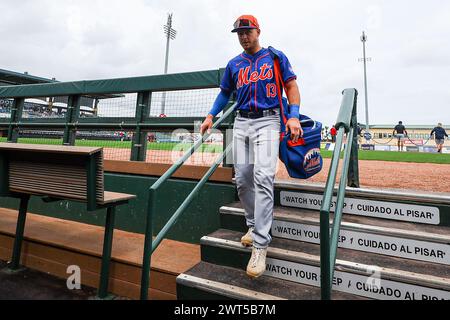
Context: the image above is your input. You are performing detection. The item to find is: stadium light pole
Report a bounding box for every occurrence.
[361,31,371,140]
[360,31,371,139]
[161,13,177,115]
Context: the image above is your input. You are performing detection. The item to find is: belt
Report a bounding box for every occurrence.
[237,108,278,119]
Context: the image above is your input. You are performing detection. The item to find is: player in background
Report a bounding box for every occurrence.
[430,123,448,153]
[200,15,302,279]
[393,121,408,151]
[330,126,337,143]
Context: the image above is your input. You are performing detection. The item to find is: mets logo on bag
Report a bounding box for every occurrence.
[303,148,322,173]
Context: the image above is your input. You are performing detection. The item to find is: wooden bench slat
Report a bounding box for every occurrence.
[9,188,88,201]
[10,183,86,191]
[10,175,86,183]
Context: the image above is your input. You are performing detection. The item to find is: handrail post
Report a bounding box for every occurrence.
[320,207,331,300]
[348,92,360,188]
[329,128,354,280]
[319,129,345,300]
[320,89,358,300]
[140,187,155,300]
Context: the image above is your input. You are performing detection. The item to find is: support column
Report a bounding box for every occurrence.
[7,98,25,143]
[8,195,30,271]
[97,206,116,299]
[63,95,81,146]
[131,91,151,161]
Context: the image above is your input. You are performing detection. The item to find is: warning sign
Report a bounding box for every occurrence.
[272,220,450,265]
[280,191,440,225]
[265,258,450,300]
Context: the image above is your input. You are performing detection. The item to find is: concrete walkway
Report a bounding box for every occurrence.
[0,260,99,300]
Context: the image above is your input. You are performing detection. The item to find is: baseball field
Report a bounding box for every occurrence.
[5,137,450,164]
[3,137,449,193]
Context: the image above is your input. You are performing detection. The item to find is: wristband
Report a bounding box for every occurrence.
[288,104,300,119]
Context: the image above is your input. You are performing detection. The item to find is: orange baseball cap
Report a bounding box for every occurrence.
[231,15,260,33]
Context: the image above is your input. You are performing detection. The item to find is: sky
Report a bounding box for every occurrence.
[1,0,450,127]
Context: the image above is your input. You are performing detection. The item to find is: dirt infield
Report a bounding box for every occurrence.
[103,148,221,165]
[103,148,450,193]
[276,158,450,193]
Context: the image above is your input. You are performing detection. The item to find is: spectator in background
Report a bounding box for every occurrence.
[330,126,337,143]
[430,123,448,153]
[393,121,408,151]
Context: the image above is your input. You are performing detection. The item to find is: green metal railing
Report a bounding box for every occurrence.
[0,69,235,299]
[320,88,359,300]
[0,69,229,162]
[139,103,236,300]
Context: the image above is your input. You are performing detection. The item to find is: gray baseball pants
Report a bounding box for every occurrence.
[232,109,280,249]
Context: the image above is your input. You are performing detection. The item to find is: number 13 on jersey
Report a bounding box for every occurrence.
[266,83,277,98]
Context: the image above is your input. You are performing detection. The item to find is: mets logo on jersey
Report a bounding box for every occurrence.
[303,148,322,173]
[237,63,274,89]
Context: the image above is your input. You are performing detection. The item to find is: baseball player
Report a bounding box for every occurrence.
[430,123,448,153]
[200,15,302,278]
[393,121,408,151]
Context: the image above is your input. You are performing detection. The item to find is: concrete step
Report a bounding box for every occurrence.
[177,262,366,300]
[201,229,450,300]
[220,203,450,265]
[272,180,450,226]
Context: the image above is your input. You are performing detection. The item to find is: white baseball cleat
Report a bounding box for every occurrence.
[246,246,267,279]
[241,227,254,247]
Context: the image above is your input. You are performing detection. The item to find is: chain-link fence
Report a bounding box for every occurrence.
[94,93,137,118]
[22,97,67,119]
[149,88,220,118]
[75,129,133,161]
[0,98,13,119]
[0,70,231,167]
[17,129,64,145]
[144,131,223,166]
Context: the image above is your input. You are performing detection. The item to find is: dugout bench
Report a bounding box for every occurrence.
[0,142,136,299]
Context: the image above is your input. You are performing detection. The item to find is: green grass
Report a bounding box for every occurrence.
[0,137,222,153]
[2,137,449,164]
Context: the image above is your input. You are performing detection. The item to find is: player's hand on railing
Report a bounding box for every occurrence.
[200,114,214,135]
[286,118,303,144]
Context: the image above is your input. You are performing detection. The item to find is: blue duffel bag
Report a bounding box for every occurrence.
[271,46,323,179]
[279,103,323,179]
